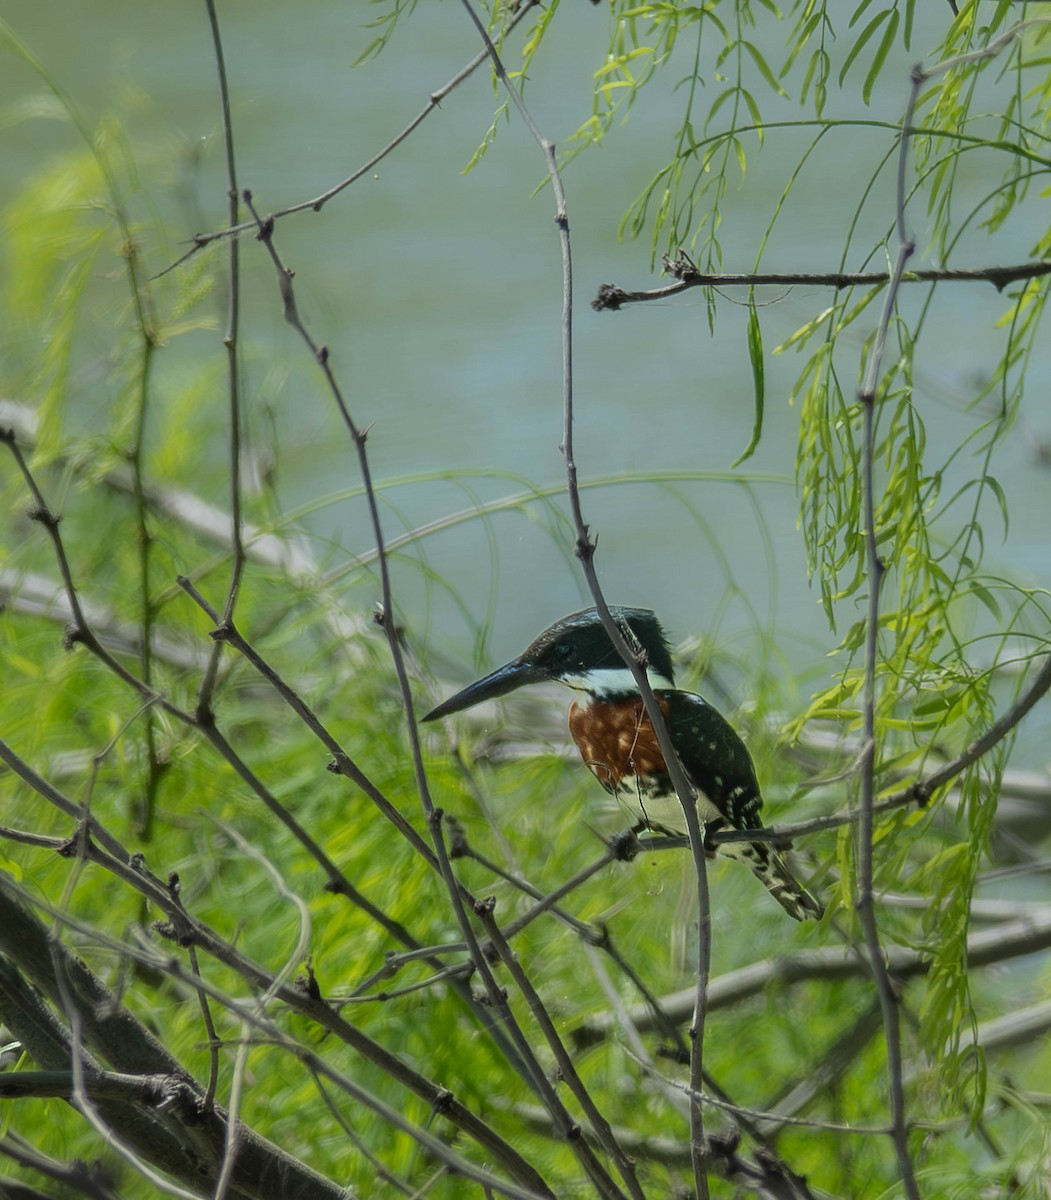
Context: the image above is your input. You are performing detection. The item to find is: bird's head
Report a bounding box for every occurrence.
[422,606,676,721]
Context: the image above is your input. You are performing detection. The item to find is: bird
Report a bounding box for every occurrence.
[423,606,824,921]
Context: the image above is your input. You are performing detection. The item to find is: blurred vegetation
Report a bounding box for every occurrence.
[2,2,1051,1198]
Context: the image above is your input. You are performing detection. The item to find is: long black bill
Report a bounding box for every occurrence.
[422,659,546,722]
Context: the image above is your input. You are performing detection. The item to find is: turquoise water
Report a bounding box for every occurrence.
[1,2,1047,690]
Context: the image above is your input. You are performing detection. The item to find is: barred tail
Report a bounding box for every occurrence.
[751,847,824,921]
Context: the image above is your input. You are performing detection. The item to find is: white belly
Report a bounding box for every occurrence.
[615,779,724,837]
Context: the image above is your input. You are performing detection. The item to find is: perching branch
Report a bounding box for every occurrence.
[707,648,1051,849]
[592,254,1051,312]
[456,6,713,1191]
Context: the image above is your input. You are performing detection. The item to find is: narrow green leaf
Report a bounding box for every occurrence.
[742,39,788,98]
[774,305,835,353]
[849,0,878,29]
[705,86,737,129]
[863,9,900,105]
[462,102,508,173]
[740,89,764,146]
[733,301,765,467]
[734,132,748,176]
[983,474,1009,538]
[839,8,891,89]
[969,582,1003,621]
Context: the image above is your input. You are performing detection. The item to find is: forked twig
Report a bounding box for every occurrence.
[196,0,247,720]
[592,257,1051,313]
[852,58,923,1200]
[240,184,623,1197]
[457,3,714,1191]
[154,1,541,277]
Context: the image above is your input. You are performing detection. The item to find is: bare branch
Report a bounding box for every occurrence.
[196,0,248,721]
[154,1,541,275]
[592,255,1051,312]
[476,900,646,1200]
[573,908,1051,1046]
[458,2,717,1191]
[0,856,555,1200]
[0,1131,122,1200]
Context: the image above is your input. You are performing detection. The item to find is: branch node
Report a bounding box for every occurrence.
[910,781,932,808]
[608,827,642,861]
[153,919,197,948]
[26,503,60,530]
[664,249,699,283]
[574,534,595,563]
[57,829,88,858]
[657,1040,691,1067]
[591,283,626,312]
[296,959,323,1001]
[62,622,85,652]
[586,919,610,949]
[445,814,469,858]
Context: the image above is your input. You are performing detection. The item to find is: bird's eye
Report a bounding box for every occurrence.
[554,641,574,662]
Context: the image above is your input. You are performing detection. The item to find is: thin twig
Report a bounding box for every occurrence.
[13,24,169,843]
[154,1,541,276]
[0,1130,123,1200]
[1,421,539,1095]
[699,647,1051,851]
[177,574,440,870]
[854,58,923,1200]
[239,188,599,1193]
[591,257,1051,312]
[196,0,247,718]
[308,1067,417,1197]
[455,823,691,1057]
[458,2,716,1192]
[1,846,554,1199]
[210,817,313,1200]
[478,902,646,1200]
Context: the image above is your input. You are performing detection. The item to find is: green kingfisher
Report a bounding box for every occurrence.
[423,606,824,921]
